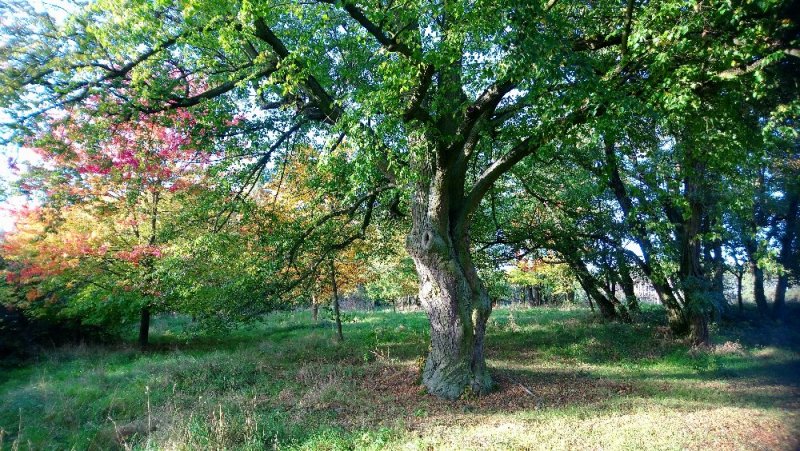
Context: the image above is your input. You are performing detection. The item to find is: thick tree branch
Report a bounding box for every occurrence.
[253,18,342,124]
[159,65,277,111]
[572,35,622,52]
[544,0,560,12]
[460,105,593,222]
[402,64,435,123]
[318,0,417,58]
[463,80,516,131]
[717,49,800,80]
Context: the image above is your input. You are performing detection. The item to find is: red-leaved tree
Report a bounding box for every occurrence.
[3,105,220,346]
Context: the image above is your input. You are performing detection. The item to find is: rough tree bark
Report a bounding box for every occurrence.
[677,152,710,347]
[407,218,493,398]
[406,151,495,399]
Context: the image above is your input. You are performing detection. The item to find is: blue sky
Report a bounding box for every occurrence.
[0,133,39,233]
[0,1,69,232]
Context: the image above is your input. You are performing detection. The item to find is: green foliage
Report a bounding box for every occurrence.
[0,0,796,382]
[479,267,512,301]
[364,255,417,305]
[508,262,577,296]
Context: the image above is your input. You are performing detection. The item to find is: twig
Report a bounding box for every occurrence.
[500,372,536,397]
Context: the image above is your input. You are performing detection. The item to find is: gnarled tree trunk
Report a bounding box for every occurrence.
[407,156,494,399]
[407,224,492,399]
[677,175,710,347]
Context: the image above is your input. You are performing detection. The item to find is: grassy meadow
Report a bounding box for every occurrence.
[1,305,798,450]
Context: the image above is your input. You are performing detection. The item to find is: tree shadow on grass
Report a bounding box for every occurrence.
[348,304,800,423]
[353,358,799,421]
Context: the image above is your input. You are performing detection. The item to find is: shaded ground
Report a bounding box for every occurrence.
[1,304,798,450]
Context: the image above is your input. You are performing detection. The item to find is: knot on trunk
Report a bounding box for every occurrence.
[422,231,433,249]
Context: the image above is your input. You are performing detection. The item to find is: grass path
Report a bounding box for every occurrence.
[1,306,798,450]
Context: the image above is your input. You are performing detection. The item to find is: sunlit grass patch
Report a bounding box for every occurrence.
[401,405,797,450]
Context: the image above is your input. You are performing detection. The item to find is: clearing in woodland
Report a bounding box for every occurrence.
[1,305,798,450]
